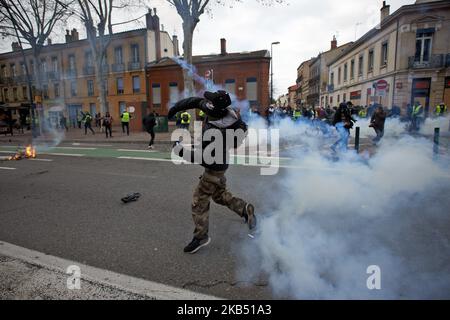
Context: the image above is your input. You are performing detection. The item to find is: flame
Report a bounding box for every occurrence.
[25,145,36,158]
[8,145,36,160]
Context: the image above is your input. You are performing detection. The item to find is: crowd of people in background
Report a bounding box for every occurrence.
[262,100,448,151]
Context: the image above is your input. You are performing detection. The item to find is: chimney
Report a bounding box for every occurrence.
[331,35,337,50]
[47,38,52,46]
[71,28,79,41]
[220,38,227,55]
[146,8,154,30]
[153,8,161,60]
[380,1,390,23]
[173,35,179,56]
[12,42,21,52]
[65,30,72,43]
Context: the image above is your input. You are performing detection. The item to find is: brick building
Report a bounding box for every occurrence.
[146,39,270,116]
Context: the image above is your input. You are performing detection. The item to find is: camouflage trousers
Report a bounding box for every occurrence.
[192,169,247,239]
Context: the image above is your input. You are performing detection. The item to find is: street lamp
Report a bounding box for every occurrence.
[270,41,280,105]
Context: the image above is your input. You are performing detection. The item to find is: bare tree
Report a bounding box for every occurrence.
[166,0,285,98]
[56,0,146,114]
[0,0,73,136]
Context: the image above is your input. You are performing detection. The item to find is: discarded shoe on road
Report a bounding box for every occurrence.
[121,192,141,203]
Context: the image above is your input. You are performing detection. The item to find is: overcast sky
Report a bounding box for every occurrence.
[1,0,414,97]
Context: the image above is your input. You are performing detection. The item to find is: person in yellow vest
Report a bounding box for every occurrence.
[180,111,191,130]
[435,102,447,117]
[121,109,131,136]
[411,101,423,132]
[292,107,302,121]
[358,107,367,118]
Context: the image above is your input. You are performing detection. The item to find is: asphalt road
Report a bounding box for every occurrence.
[0,146,284,299]
[1,141,449,299]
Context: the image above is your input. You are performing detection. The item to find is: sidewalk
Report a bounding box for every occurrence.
[0,124,178,146]
[0,241,219,300]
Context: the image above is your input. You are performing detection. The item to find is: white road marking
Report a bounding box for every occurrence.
[41,153,85,157]
[72,143,113,147]
[0,150,14,153]
[117,156,186,164]
[29,158,53,162]
[117,149,156,153]
[0,166,16,170]
[53,147,97,150]
[0,241,221,300]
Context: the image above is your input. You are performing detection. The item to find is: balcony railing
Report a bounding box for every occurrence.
[112,63,125,73]
[128,61,141,71]
[66,69,77,78]
[83,66,95,76]
[48,71,60,80]
[408,54,445,69]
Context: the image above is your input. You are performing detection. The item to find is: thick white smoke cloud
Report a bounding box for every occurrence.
[237,116,450,299]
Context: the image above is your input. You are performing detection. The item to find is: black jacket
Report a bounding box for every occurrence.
[171,98,247,172]
[143,114,156,131]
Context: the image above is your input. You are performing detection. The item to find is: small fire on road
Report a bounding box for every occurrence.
[8,145,37,160]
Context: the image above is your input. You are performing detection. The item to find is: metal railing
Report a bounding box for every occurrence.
[408,54,444,69]
[112,63,125,73]
[128,61,141,71]
[83,66,95,76]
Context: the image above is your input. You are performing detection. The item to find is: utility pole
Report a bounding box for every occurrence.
[270,41,280,105]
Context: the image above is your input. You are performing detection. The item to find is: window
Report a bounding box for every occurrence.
[13,87,18,101]
[1,65,6,78]
[246,77,257,102]
[343,93,346,102]
[51,57,58,73]
[358,55,363,76]
[54,83,60,98]
[20,63,26,75]
[368,49,374,72]
[337,94,340,103]
[43,85,49,99]
[3,88,9,102]
[132,76,140,93]
[152,83,161,106]
[350,60,355,79]
[22,86,28,100]
[40,59,47,74]
[102,79,108,95]
[85,51,94,67]
[69,55,76,71]
[225,79,236,95]
[10,64,16,77]
[114,46,123,64]
[131,44,140,63]
[330,72,334,86]
[90,103,96,116]
[344,63,348,82]
[338,67,341,84]
[87,80,94,96]
[415,30,433,63]
[169,82,178,106]
[117,78,124,94]
[71,81,77,96]
[119,101,127,114]
[381,42,388,66]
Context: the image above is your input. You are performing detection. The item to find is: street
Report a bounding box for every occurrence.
[0,144,279,299]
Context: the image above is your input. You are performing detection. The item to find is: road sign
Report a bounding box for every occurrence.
[128,106,135,113]
[376,80,388,90]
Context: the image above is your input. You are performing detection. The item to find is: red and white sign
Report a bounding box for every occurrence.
[376,80,388,90]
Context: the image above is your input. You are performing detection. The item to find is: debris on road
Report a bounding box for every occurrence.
[121,192,141,203]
